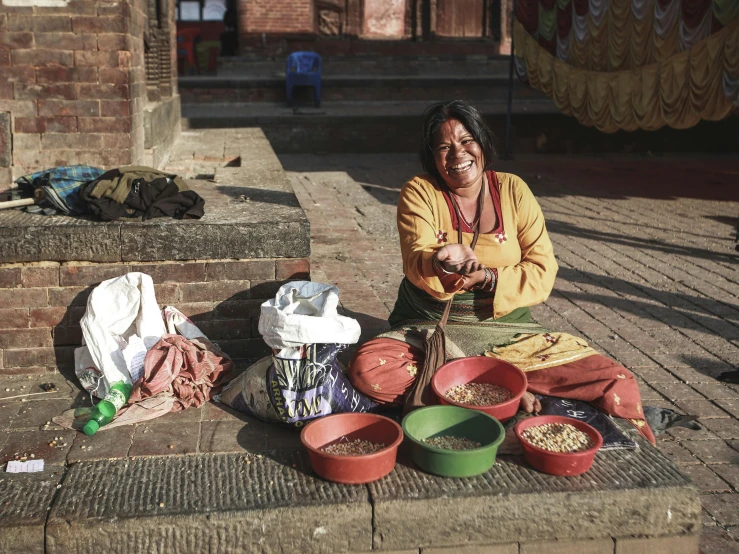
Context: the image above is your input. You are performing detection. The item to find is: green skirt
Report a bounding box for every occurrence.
[385,278,547,356]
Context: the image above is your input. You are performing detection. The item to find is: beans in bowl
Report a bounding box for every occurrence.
[321,439,385,456]
[520,422,593,453]
[423,436,481,450]
[445,382,512,406]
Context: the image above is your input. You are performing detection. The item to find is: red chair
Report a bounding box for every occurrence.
[177,29,202,75]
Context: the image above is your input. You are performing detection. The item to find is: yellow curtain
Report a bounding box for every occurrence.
[559,0,726,70]
[653,15,680,63]
[515,18,739,132]
[608,0,633,70]
[588,12,611,70]
[630,5,656,68]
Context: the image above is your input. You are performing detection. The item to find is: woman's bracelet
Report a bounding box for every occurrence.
[487,268,498,293]
[479,268,490,290]
[472,267,489,291]
[473,267,497,293]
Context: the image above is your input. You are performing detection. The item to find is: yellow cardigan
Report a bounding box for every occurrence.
[397,172,558,320]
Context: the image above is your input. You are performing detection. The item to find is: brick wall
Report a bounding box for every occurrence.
[0,258,310,375]
[238,0,314,34]
[0,0,179,184]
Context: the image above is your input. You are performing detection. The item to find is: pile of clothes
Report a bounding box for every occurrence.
[15,164,204,220]
[53,273,232,431]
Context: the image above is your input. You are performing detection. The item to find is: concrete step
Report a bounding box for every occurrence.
[182,101,739,156]
[5,423,700,553]
[179,73,534,104]
[181,99,557,154]
[218,54,512,77]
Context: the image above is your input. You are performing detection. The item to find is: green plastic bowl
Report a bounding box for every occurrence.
[402,405,505,478]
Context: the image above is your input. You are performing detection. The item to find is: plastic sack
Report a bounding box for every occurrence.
[267,343,377,427]
[223,281,377,426]
[74,273,166,398]
[218,356,281,423]
[258,281,361,355]
[220,346,378,427]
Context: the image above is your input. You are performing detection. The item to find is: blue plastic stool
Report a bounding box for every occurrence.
[286,51,322,108]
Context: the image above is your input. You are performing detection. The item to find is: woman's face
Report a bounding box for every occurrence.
[432,118,485,194]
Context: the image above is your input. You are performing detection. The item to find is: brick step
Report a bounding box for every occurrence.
[179,73,534,104]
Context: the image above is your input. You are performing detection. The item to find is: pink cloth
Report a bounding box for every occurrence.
[130,334,235,411]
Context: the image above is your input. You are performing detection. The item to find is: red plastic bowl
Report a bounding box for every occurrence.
[300,413,404,484]
[514,415,603,476]
[431,356,528,423]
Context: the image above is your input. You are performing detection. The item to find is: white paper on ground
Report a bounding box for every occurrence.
[6,460,44,473]
[122,335,147,384]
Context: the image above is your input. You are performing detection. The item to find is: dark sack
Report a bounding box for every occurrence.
[267,343,378,427]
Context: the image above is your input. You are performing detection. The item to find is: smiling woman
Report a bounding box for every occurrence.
[398,100,553,311]
[346,100,657,445]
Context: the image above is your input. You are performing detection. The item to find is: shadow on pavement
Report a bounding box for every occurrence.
[279,152,739,204]
[546,220,738,265]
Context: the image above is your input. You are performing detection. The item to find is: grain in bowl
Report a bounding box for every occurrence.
[520,422,593,453]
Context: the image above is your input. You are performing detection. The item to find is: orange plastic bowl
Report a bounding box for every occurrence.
[300,413,404,484]
[514,415,603,476]
[431,357,527,423]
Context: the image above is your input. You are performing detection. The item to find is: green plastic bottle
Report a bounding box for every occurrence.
[82,381,132,436]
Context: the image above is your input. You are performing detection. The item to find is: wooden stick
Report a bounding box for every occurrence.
[0,391,58,401]
[0,198,35,210]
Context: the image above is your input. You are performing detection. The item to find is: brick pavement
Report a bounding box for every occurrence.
[281,152,739,554]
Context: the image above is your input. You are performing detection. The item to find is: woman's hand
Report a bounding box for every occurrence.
[460,269,487,291]
[520,391,541,414]
[435,244,484,275]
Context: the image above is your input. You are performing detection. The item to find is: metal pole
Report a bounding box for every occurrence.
[503,0,517,160]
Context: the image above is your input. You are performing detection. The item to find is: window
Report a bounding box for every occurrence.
[179,1,201,21]
[177,0,226,21]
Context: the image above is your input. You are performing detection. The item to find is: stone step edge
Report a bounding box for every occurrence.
[180,74,522,88]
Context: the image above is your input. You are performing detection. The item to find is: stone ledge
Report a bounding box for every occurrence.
[0,470,65,554]
[11,434,698,554]
[370,440,701,550]
[0,129,309,263]
[45,452,371,553]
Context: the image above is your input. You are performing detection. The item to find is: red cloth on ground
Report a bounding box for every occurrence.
[349,339,656,444]
[526,354,656,444]
[130,334,235,411]
[348,338,425,405]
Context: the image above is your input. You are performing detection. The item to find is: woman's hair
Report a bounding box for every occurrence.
[419,100,497,180]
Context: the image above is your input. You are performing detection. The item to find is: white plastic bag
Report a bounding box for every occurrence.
[163,305,207,340]
[74,272,166,398]
[258,281,361,355]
